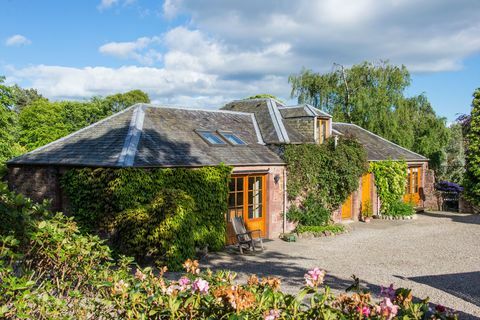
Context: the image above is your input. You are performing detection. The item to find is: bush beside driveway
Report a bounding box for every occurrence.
[202,212,480,319]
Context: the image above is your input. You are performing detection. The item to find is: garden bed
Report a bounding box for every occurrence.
[374,214,417,220]
[295,224,347,239]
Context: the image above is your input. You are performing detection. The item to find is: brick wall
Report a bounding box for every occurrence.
[7,165,65,211]
[422,167,441,210]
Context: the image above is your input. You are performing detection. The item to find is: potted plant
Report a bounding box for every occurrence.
[361,200,373,223]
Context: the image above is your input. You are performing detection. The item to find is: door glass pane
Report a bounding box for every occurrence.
[228,193,235,207]
[236,192,243,206]
[236,177,244,191]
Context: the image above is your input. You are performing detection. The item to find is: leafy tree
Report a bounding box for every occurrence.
[102,89,150,113]
[10,84,46,111]
[18,90,150,150]
[0,77,26,173]
[245,94,283,103]
[437,123,465,184]
[289,62,449,170]
[463,88,480,206]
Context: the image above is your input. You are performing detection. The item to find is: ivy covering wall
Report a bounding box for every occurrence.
[283,137,368,225]
[61,165,232,269]
[369,160,409,214]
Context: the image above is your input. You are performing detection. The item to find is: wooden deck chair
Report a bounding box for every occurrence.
[231,216,264,254]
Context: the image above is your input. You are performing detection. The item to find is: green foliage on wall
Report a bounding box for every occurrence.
[115,189,196,269]
[61,165,232,267]
[463,88,480,206]
[369,160,408,214]
[284,137,368,224]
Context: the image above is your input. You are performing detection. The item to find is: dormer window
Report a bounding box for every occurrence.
[218,132,247,145]
[196,130,227,145]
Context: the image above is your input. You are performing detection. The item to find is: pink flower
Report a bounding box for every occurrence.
[357,306,371,317]
[435,304,446,313]
[264,309,281,320]
[380,284,396,300]
[375,298,399,320]
[134,269,146,281]
[178,276,191,289]
[192,278,209,294]
[304,267,326,288]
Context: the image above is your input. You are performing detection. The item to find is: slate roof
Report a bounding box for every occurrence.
[8,104,285,167]
[222,99,310,144]
[332,122,428,162]
[278,104,331,119]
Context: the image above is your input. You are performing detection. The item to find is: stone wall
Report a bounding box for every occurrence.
[7,165,65,211]
[283,118,315,141]
[422,167,442,211]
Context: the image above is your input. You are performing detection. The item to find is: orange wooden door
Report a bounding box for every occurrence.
[361,173,372,214]
[403,167,421,205]
[226,175,266,244]
[341,193,353,220]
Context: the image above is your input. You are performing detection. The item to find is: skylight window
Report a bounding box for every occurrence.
[196,131,226,145]
[219,132,247,145]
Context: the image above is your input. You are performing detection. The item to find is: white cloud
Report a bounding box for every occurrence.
[5,34,31,47]
[99,37,162,65]
[5,0,480,108]
[164,0,480,72]
[97,0,118,10]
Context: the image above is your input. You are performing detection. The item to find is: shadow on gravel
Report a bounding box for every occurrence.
[406,271,480,307]
[420,211,480,225]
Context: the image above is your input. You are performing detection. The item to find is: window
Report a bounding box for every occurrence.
[405,167,421,194]
[248,176,263,219]
[318,119,329,144]
[219,132,247,145]
[196,130,226,145]
[228,177,244,222]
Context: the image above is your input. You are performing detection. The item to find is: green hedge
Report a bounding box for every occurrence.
[369,160,408,214]
[61,165,232,266]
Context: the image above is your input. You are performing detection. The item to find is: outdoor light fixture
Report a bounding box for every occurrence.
[274,174,280,184]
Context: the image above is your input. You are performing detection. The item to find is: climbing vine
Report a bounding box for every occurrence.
[284,137,368,224]
[369,160,408,214]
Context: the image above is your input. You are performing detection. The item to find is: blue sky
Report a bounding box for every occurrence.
[1,0,479,121]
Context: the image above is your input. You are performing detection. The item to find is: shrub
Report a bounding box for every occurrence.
[114,189,196,270]
[287,194,331,226]
[0,184,459,319]
[61,165,232,255]
[385,200,415,217]
[295,224,345,235]
[463,88,480,206]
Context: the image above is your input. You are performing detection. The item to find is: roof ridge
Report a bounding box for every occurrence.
[333,122,428,160]
[7,103,140,163]
[143,104,255,116]
[226,97,286,107]
[116,104,146,167]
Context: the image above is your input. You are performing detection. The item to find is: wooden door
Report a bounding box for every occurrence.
[403,167,421,205]
[361,173,372,215]
[226,175,266,244]
[341,193,353,220]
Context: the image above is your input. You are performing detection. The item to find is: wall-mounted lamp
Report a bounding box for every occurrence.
[274,174,281,184]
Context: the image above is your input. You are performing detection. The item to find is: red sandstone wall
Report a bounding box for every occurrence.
[7,165,65,211]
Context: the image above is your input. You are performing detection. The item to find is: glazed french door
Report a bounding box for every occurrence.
[404,166,421,205]
[227,175,266,244]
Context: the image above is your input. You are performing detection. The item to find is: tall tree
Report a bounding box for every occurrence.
[437,123,465,184]
[18,90,150,150]
[463,88,480,206]
[0,77,26,174]
[289,61,449,171]
[10,84,46,111]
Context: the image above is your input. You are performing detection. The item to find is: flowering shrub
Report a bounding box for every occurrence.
[0,183,459,319]
[435,181,464,193]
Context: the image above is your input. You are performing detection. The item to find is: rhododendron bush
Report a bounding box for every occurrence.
[0,184,459,319]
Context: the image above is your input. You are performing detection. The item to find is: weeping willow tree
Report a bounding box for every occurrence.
[289,61,449,171]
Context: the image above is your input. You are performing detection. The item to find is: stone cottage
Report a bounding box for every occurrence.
[7,98,432,242]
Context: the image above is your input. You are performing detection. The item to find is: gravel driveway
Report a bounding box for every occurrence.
[200,212,480,319]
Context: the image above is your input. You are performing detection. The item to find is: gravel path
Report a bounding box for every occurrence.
[200,212,480,319]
